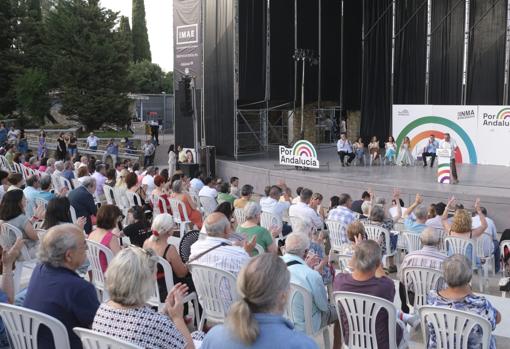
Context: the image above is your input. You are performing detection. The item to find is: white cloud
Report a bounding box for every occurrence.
[100,0,173,72]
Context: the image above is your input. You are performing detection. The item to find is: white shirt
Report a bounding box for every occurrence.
[291,196,301,205]
[87,135,98,147]
[199,185,218,199]
[440,139,457,159]
[141,174,155,194]
[259,197,290,220]
[337,139,353,153]
[472,215,497,256]
[190,178,205,193]
[426,215,444,230]
[289,202,323,229]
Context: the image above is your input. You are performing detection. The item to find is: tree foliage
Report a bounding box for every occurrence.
[131,0,151,62]
[128,60,173,94]
[14,68,49,124]
[0,0,18,115]
[119,15,133,61]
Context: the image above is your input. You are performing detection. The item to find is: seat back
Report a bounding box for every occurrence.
[0,155,11,171]
[86,240,114,293]
[286,282,316,335]
[0,223,31,260]
[12,162,22,175]
[326,220,348,250]
[260,211,282,232]
[59,176,73,191]
[147,256,174,311]
[199,196,217,216]
[112,187,128,210]
[419,306,492,349]
[444,237,475,267]
[169,198,190,223]
[363,224,392,255]
[71,178,82,189]
[73,327,142,349]
[125,191,139,207]
[103,185,115,205]
[179,230,200,263]
[51,174,62,192]
[403,231,422,252]
[233,208,247,225]
[35,197,49,209]
[189,264,237,324]
[69,205,78,224]
[333,291,397,349]
[403,267,444,309]
[0,303,71,349]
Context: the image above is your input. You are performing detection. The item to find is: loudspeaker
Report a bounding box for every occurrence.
[199,146,216,177]
[177,163,199,178]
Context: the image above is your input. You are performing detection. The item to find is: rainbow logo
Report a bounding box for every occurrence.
[292,140,317,158]
[437,163,451,184]
[497,108,510,120]
[396,116,478,164]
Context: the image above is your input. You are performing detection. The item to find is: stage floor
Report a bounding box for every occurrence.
[217,145,510,227]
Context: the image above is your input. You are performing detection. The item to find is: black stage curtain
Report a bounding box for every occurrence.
[297,0,319,104]
[360,0,392,143]
[467,0,506,105]
[238,0,266,104]
[394,0,427,104]
[269,0,295,102]
[321,0,342,103]
[203,0,235,156]
[429,0,465,104]
[343,0,362,110]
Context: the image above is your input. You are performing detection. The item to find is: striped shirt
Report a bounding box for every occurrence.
[398,246,447,284]
[327,206,356,243]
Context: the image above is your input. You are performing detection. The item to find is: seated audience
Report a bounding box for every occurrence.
[170,179,203,229]
[426,202,447,230]
[92,247,195,349]
[403,193,428,234]
[259,185,292,235]
[91,163,107,202]
[288,188,323,230]
[7,173,24,191]
[62,160,75,181]
[115,169,129,189]
[42,197,86,230]
[334,240,405,349]
[335,221,367,259]
[0,170,9,200]
[198,176,218,199]
[34,174,57,202]
[282,233,341,348]
[327,193,356,243]
[105,168,116,187]
[351,191,370,215]
[229,176,240,198]
[53,160,64,177]
[398,228,447,313]
[217,182,236,205]
[189,171,205,194]
[472,207,499,264]
[88,204,123,272]
[125,171,147,204]
[201,253,319,349]
[142,166,157,195]
[23,224,100,349]
[237,202,278,255]
[23,175,40,217]
[122,206,151,247]
[426,254,501,349]
[68,176,97,234]
[233,184,254,209]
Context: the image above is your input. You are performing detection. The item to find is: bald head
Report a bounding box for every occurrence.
[38,224,84,268]
[420,227,440,247]
[204,212,231,237]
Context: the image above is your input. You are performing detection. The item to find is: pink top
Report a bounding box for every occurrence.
[99,231,114,273]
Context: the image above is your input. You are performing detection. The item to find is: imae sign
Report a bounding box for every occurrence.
[279,140,320,169]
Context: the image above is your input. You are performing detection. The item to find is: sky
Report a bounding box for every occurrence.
[100,0,174,72]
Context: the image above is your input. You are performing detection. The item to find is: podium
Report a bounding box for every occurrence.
[436,149,452,184]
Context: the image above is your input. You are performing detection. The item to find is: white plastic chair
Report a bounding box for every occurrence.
[500,240,510,276]
[475,235,494,290]
[403,267,444,312]
[35,197,49,209]
[254,244,265,255]
[333,291,399,349]
[260,211,284,242]
[0,155,11,171]
[0,303,71,349]
[73,327,142,349]
[419,306,492,349]
[71,178,82,189]
[0,223,38,295]
[189,264,238,331]
[233,208,247,225]
[112,187,129,211]
[103,185,115,205]
[59,176,73,191]
[403,231,422,253]
[169,198,191,237]
[125,190,144,207]
[146,256,200,323]
[363,224,395,265]
[444,237,482,291]
[11,162,22,175]
[86,239,114,301]
[69,205,78,224]
[325,220,348,251]
[199,196,217,217]
[51,174,63,192]
[286,282,331,349]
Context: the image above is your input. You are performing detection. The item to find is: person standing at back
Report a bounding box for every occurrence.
[440,133,458,183]
[87,132,99,151]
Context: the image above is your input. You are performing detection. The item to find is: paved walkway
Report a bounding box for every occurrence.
[133,133,175,168]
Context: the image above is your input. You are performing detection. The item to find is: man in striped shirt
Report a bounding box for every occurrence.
[398,227,447,313]
[326,193,356,243]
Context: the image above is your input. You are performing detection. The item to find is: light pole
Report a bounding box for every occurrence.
[292,49,318,140]
[162,91,166,134]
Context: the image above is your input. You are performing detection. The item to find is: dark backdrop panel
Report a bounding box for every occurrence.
[238,0,266,103]
[394,0,427,104]
[429,0,464,104]
[203,0,235,156]
[343,0,362,110]
[321,0,342,103]
[269,0,295,102]
[360,0,392,143]
[467,0,506,105]
[297,0,319,104]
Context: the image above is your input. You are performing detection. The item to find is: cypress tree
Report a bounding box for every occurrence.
[131,0,151,62]
[0,0,17,115]
[119,16,133,61]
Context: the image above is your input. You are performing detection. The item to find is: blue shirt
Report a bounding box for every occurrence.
[23,186,40,217]
[201,313,318,349]
[23,264,100,349]
[0,290,9,349]
[35,190,55,202]
[404,217,427,234]
[425,140,439,153]
[0,128,7,144]
[281,254,329,333]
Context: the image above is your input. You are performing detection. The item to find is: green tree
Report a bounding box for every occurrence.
[14,68,49,124]
[131,0,151,62]
[162,71,173,94]
[119,15,133,61]
[45,0,131,131]
[128,60,168,93]
[0,0,18,115]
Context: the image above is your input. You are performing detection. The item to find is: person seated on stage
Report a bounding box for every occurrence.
[403,194,428,234]
[351,191,370,215]
[259,185,292,236]
[327,193,356,243]
[289,188,323,230]
[337,132,355,167]
[384,136,397,164]
[398,227,447,314]
[368,136,381,164]
[397,136,414,166]
[422,134,439,168]
[353,137,365,165]
[426,254,500,349]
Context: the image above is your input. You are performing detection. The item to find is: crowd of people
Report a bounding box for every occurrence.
[0,134,504,349]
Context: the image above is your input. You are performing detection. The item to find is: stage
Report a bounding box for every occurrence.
[217,145,510,229]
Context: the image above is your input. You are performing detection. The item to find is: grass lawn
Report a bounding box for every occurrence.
[77,130,132,139]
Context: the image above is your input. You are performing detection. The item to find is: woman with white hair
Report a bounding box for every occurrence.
[426,254,501,349]
[143,213,193,301]
[201,253,318,349]
[237,202,278,255]
[92,246,195,349]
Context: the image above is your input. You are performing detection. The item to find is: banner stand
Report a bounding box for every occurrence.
[437,149,452,184]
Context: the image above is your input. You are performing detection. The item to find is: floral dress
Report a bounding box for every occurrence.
[426,290,497,349]
[397,143,414,166]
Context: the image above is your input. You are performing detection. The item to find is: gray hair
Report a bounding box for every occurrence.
[375,197,386,206]
[443,254,472,287]
[105,247,156,306]
[361,201,371,215]
[81,176,96,189]
[244,201,261,220]
[37,224,81,268]
[40,174,52,190]
[420,227,440,246]
[172,179,183,193]
[47,158,56,167]
[369,205,385,222]
[204,212,230,237]
[54,161,64,171]
[151,213,174,236]
[284,233,310,257]
[415,206,428,220]
[338,193,352,206]
[352,240,382,273]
